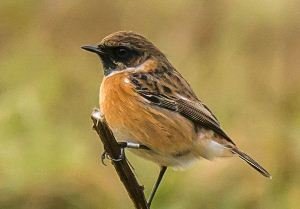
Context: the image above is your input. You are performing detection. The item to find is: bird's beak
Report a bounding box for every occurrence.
[81,45,105,55]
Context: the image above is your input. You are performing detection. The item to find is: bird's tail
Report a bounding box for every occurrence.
[231,147,272,179]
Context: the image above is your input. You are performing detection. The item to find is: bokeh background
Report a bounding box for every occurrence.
[1,0,300,209]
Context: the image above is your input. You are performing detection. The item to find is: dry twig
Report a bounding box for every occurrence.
[91,109,149,209]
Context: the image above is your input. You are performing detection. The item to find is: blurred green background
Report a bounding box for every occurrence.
[1,0,300,209]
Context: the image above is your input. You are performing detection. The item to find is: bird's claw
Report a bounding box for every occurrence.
[101,151,109,166]
[100,148,125,165]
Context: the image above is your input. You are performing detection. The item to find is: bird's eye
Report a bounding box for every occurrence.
[114,47,131,59]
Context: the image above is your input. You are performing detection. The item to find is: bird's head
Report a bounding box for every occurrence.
[82,31,167,76]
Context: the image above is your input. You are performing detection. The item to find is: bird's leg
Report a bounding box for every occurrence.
[118,142,150,150]
[101,142,150,165]
[147,166,167,208]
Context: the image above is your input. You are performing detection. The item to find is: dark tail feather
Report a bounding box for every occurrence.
[231,148,272,179]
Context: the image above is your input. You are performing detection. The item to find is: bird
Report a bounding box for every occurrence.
[82,31,271,207]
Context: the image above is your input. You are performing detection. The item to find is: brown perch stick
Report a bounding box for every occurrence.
[91,109,149,209]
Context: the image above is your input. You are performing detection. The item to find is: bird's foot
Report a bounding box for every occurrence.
[100,142,150,165]
[100,147,125,165]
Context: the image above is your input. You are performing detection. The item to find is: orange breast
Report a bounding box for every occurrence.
[99,71,196,156]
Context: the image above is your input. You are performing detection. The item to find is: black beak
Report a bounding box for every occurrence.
[81,45,105,55]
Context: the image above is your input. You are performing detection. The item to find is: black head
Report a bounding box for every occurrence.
[82,31,166,76]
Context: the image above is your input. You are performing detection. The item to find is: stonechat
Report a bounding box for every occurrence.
[82,31,271,206]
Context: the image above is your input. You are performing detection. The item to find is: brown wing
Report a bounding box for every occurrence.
[129,68,235,145]
[128,67,272,178]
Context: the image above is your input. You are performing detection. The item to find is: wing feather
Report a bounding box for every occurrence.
[128,67,271,178]
[129,68,235,144]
